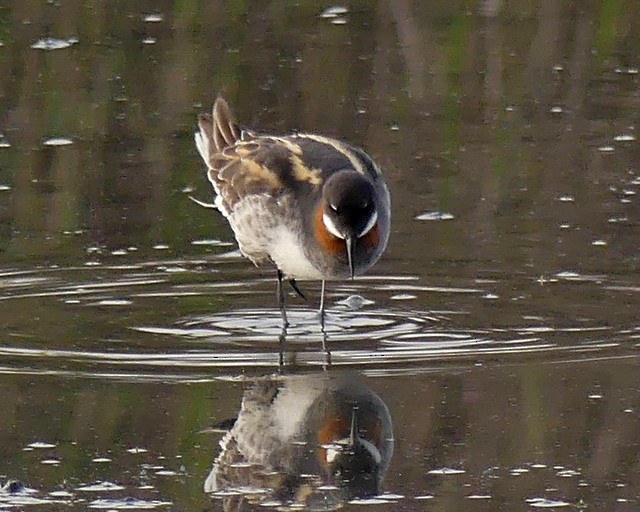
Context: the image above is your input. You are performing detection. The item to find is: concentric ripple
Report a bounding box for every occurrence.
[0,259,638,380]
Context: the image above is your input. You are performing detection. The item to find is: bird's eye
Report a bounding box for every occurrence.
[329,203,339,212]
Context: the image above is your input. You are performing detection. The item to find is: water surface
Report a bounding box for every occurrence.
[0,1,639,510]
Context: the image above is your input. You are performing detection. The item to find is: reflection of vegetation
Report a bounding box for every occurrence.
[0,0,638,266]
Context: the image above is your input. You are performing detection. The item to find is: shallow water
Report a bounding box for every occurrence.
[1,1,639,511]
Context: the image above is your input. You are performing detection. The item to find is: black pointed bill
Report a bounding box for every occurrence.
[346,237,355,279]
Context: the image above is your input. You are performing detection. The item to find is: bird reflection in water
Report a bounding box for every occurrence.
[204,372,393,511]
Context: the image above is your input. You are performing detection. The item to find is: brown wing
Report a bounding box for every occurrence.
[195,97,298,216]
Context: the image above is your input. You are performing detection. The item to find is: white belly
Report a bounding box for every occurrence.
[268,225,324,280]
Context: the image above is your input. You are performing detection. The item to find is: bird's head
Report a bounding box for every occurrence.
[320,171,379,278]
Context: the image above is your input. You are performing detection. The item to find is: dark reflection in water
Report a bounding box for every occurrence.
[204,371,393,510]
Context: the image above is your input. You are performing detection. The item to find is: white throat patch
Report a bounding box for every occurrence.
[323,210,378,240]
[322,213,345,239]
[358,210,378,237]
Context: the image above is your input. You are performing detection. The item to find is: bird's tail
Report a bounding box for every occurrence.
[195,96,241,166]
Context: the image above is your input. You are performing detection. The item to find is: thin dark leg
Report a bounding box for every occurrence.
[278,322,288,369]
[318,279,326,329]
[277,269,289,328]
[289,279,306,300]
[321,315,331,368]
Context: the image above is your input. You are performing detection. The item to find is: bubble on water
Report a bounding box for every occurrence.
[597,145,615,152]
[428,467,465,475]
[330,17,348,25]
[77,482,126,492]
[126,447,148,454]
[553,64,564,71]
[153,244,169,250]
[27,441,57,449]
[191,238,232,246]
[336,295,375,309]
[608,216,628,223]
[557,469,581,477]
[556,195,574,202]
[614,67,639,75]
[143,13,163,22]
[549,106,564,113]
[526,497,571,508]
[49,490,74,497]
[96,299,132,306]
[349,497,396,505]
[31,37,74,50]
[87,498,172,509]
[390,294,417,300]
[415,211,455,221]
[142,37,157,45]
[43,137,73,146]
[319,6,348,18]
[614,133,636,142]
